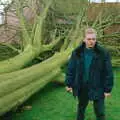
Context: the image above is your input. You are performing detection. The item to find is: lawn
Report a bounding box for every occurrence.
[0,45,120,120]
[0,69,119,120]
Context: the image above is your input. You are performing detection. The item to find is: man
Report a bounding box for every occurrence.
[65,28,114,120]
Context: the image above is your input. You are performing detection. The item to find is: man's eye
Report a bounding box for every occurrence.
[92,38,96,41]
[87,38,96,41]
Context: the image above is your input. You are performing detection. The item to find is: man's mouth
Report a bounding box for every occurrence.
[90,44,93,46]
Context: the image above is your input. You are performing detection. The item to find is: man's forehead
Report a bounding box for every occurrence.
[85,33,96,38]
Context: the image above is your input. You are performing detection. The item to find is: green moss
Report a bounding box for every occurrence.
[0,44,19,61]
[1,69,119,120]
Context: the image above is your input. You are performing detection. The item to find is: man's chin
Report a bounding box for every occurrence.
[88,46,94,48]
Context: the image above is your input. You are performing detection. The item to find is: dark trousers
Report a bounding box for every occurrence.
[76,87,105,120]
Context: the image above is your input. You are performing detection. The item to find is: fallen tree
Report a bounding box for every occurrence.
[0,1,119,116]
[0,1,61,74]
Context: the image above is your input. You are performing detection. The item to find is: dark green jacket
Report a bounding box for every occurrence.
[65,42,114,100]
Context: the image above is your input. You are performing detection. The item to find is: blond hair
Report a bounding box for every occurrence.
[85,28,97,36]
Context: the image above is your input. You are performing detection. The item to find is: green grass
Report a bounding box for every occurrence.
[0,45,120,120]
[0,70,119,120]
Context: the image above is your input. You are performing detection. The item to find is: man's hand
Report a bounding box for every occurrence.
[65,86,73,93]
[104,93,111,98]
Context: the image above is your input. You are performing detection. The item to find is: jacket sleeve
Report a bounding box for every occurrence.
[103,51,114,93]
[65,51,76,88]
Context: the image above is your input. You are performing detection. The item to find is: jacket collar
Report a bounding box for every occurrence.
[74,42,101,58]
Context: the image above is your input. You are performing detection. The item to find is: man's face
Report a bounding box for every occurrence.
[84,33,96,48]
